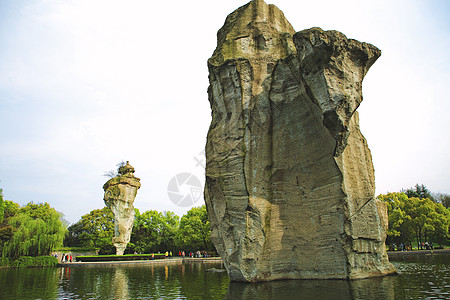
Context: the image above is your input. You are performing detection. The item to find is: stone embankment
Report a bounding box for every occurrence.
[58,257,223,267]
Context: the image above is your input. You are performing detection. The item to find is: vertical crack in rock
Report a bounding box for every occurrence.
[205,0,396,282]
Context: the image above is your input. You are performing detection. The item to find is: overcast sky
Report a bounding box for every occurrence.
[1,0,449,224]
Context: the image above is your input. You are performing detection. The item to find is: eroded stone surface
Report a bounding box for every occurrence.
[205,0,396,282]
[103,161,140,255]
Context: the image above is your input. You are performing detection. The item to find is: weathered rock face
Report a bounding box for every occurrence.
[103,161,140,255]
[205,0,396,282]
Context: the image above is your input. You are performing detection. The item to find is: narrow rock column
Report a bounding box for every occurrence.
[205,0,396,282]
[103,161,140,255]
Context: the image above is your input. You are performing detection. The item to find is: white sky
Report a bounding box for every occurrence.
[0,0,449,224]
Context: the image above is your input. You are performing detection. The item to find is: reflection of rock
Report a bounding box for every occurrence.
[111,268,130,300]
[226,277,395,300]
[103,161,140,255]
[205,0,396,282]
[206,268,227,273]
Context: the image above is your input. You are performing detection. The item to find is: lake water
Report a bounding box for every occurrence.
[1,254,449,299]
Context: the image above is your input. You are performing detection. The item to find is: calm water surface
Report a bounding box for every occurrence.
[0,254,449,299]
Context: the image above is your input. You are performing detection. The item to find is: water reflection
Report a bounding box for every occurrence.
[55,262,229,299]
[227,276,395,300]
[0,267,59,299]
[111,268,129,299]
[1,255,449,299]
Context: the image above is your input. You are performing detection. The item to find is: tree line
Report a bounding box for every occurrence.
[378,184,450,249]
[64,205,214,255]
[2,183,449,258]
[1,187,214,258]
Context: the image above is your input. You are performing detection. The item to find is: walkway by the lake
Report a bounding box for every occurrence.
[58,257,223,267]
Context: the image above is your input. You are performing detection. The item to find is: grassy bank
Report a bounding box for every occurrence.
[0,256,58,268]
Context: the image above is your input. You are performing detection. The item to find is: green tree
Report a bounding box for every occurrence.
[377,192,410,244]
[1,200,20,223]
[64,207,115,254]
[2,202,67,258]
[0,189,4,224]
[0,199,21,256]
[130,210,179,253]
[433,193,450,209]
[176,206,213,251]
[403,184,434,201]
[378,192,450,248]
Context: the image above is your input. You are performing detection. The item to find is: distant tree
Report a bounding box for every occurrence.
[2,202,67,258]
[0,199,21,256]
[403,184,434,201]
[378,192,450,248]
[433,193,450,209]
[175,205,213,251]
[64,207,115,254]
[1,200,20,224]
[0,189,4,224]
[377,192,411,244]
[130,210,179,254]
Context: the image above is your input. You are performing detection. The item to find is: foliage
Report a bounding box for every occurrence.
[0,189,4,224]
[378,192,450,247]
[433,193,450,209]
[0,257,9,267]
[1,200,20,225]
[64,207,115,254]
[129,209,179,254]
[2,203,67,259]
[0,256,58,268]
[103,161,126,178]
[0,199,20,257]
[403,184,434,201]
[63,205,214,255]
[175,205,213,251]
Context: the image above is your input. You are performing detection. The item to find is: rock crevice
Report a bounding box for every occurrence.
[205,0,396,282]
[205,0,395,281]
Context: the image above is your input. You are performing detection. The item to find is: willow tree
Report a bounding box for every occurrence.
[2,202,66,258]
[0,189,4,224]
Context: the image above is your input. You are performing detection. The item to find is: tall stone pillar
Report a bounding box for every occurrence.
[103,161,140,255]
[205,0,396,281]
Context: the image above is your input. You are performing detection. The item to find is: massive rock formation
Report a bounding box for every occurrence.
[204,0,396,282]
[103,161,140,255]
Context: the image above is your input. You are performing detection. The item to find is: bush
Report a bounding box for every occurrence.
[0,256,58,268]
[0,257,9,267]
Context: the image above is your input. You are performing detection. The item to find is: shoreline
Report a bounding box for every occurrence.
[58,250,450,267]
[387,249,450,258]
[58,257,223,267]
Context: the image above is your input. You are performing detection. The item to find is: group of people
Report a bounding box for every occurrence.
[177,250,210,258]
[57,253,73,262]
[419,242,434,250]
[148,250,211,259]
[390,242,434,251]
